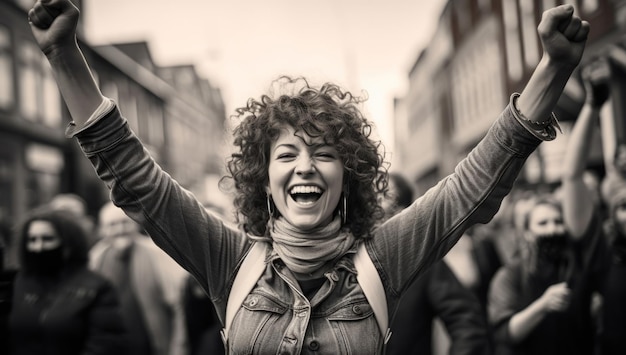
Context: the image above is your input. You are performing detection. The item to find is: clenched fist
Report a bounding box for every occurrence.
[28,0,80,59]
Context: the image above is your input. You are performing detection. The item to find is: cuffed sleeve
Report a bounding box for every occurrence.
[509,93,562,142]
[65,97,116,138]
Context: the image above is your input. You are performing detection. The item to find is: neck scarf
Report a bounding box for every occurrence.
[269,216,355,274]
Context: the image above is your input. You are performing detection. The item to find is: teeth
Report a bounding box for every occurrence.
[290,185,322,194]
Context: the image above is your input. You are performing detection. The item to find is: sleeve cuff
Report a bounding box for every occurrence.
[65,97,116,138]
[509,92,562,141]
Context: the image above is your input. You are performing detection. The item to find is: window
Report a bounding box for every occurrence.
[25,143,64,209]
[42,59,62,127]
[0,26,13,110]
[18,43,38,120]
[503,0,523,81]
[18,42,62,126]
[521,0,540,67]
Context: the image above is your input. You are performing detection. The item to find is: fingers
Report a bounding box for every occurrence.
[540,4,574,32]
[561,17,590,43]
[572,21,590,43]
[28,0,76,29]
[551,283,571,310]
[29,0,58,29]
[540,4,589,42]
[561,16,582,39]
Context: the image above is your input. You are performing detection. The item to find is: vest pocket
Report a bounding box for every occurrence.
[229,292,288,354]
[326,299,381,353]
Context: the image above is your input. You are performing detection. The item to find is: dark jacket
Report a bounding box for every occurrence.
[9,267,128,355]
[386,261,491,355]
[488,216,606,355]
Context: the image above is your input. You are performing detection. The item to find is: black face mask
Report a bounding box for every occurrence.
[24,247,65,276]
[535,234,568,263]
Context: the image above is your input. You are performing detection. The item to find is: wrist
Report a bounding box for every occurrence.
[43,37,80,63]
[542,52,579,75]
[511,92,562,141]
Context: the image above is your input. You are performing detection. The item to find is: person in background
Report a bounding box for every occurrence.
[8,207,128,355]
[181,202,231,355]
[0,218,16,354]
[182,274,225,355]
[48,193,98,247]
[487,191,605,355]
[28,1,588,353]
[89,201,188,355]
[562,55,626,355]
[384,173,492,355]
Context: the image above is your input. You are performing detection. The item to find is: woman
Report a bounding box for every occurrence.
[487,194,604,355]
[27,1,589,353]
[562,56,624,355]
[8,208,128,355]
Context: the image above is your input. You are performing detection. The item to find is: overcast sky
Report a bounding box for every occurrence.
[83,0,447,148]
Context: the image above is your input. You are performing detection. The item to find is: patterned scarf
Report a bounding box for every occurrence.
[269,216,355,274]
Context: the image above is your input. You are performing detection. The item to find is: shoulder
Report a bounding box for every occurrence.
[491,261,523,289]
[66,267,117,292]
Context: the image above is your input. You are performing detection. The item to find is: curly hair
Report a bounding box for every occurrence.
[225,76,388,238]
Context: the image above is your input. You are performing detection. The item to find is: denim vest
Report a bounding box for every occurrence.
[71,99,542,354]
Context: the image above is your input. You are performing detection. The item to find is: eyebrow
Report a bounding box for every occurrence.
[273,142,331,152]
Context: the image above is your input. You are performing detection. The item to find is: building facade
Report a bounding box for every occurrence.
[0,0,226,238]
[396,0,626,195]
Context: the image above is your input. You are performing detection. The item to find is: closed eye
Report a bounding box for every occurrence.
[315,153,336,159]
[276,153,296,160]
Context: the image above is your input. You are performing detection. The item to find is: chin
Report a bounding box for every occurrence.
[287,215,327,231]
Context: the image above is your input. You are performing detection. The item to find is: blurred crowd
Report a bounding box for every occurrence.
[0,57,625,355]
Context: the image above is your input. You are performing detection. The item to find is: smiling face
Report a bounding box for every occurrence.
[267,126,344,231]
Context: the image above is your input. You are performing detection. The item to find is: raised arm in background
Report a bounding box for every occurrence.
[561,57,611,239]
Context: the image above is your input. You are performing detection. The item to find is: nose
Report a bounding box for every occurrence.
[295,157,315,176]
[547,221,565,235]
[29,239,43,253]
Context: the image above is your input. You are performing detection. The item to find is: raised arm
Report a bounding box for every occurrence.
[28,0,248,310]
[374,5,589,298]
[28,0,104,125]
[516,5,589,128]
[561,58,611,239]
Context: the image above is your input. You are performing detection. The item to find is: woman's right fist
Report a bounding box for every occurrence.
[28,0,80,58]
[540,282,571,313]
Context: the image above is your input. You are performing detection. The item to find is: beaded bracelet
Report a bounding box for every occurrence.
[510,92,562,141]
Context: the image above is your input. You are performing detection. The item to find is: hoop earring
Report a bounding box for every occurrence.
[341,194,348,225]
[266,195,275,217]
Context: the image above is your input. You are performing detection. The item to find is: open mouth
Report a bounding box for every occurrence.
[289,185,323,205]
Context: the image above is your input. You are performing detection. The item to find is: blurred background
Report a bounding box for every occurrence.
[0,0,625,277]
[1,1,626,353]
